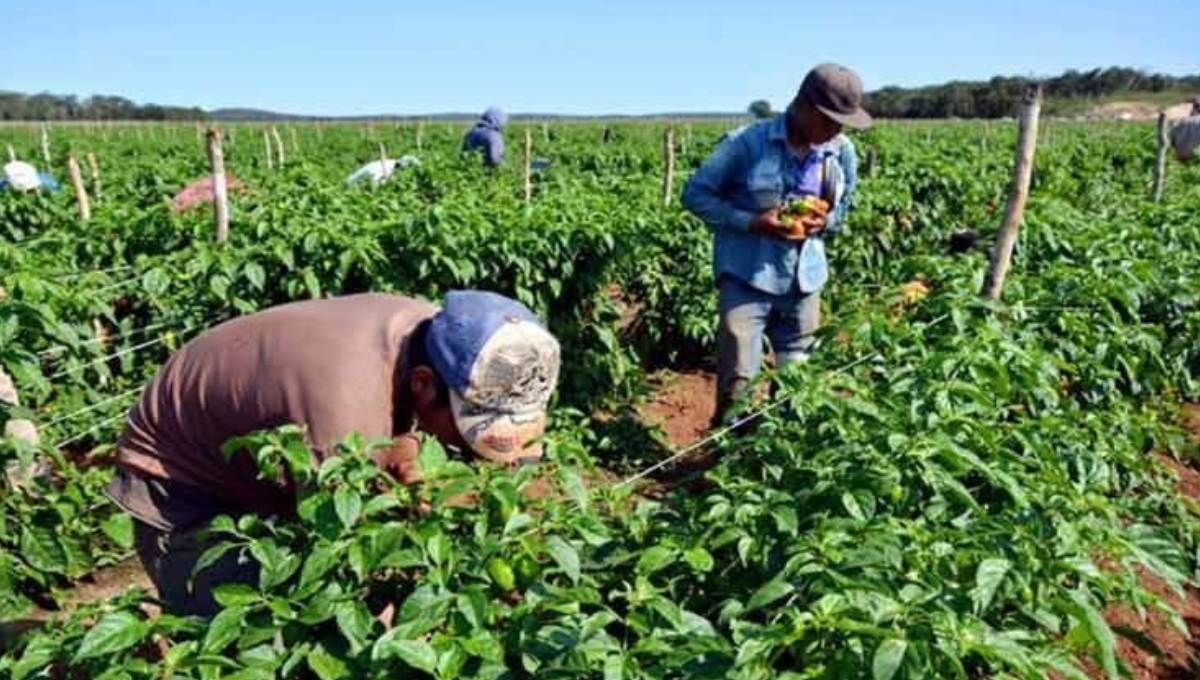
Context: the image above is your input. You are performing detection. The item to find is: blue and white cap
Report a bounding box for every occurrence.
[425,291,561,463]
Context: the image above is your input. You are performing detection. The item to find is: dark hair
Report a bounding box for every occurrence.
[407,320,451,408]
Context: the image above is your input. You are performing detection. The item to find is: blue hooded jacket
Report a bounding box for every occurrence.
[462,107,507,168]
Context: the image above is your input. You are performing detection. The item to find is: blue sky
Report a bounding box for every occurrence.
[1,0,1196,115]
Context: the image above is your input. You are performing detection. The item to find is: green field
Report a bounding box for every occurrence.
[1,119,1199,679]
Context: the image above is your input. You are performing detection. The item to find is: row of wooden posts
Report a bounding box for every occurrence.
[12,92,1181,301]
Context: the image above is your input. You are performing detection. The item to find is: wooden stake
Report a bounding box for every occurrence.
[416,121,424,152]
[207,129,230,243]
[1152,112,1169,203]
[290,127,299,155]
[86,152,102,199]
[662,127,676,207]
[864,147,877,177]
[263,130,274,170]
[981,84,1042,301]
[271,126,286,167]
[5,143,14,163]
[67,154,91,221]
[542,122,549,143]
[40,125,50,165]
[523,127,533,204]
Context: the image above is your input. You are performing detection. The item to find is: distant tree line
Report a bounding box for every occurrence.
[0,91,206,121]
[865,67,1200,119]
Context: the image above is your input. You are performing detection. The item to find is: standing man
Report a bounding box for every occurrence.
[1170,96,1200,163]
[105,290,560,616]
[462,106,508,168]
[682,63,871,426]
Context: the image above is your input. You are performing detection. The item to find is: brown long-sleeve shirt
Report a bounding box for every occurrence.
[105,293,437,530]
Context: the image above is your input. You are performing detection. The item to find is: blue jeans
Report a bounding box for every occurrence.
[715,275,821,425]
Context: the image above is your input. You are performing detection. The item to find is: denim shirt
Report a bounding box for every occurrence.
[682,115,856,295]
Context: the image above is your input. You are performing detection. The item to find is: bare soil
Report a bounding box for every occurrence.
[0,556,155,641]
[638,371,717,449]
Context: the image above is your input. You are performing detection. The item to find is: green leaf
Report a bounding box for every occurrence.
[872,638,907,680]
[335,601,375,655]
[971,558,1011,616]
[746,578,794,613]
[373,633,438,674]
[334,487,363,529]
[637,546,675,574]
[841,491,867,521]
[417,438,448,477]
[192,540,238,582]
[298,544,339,593]
[307,645,349,680]
[75,612,149,660]
[558,468,589,510]
[210,274,230,299]
[213,583,262,607]
[1068,590,1118,680]
[426,533,451,567]
[545,535,581,584]
[683,548,714,573]
[244,262,266,292]
[100,514,135,550]
[204,605,248,652]
[20,526,66,574]
[141,269,170,297]
[303,269,322,298]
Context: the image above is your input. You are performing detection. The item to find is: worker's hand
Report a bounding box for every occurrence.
[750,208,806,242]
[796,212,828,236]
[377,603,396,630]
[371,434,423,484]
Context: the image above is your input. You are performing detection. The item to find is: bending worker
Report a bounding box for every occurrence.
[104,290,561,616]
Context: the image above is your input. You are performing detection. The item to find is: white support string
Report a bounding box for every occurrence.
[82,273,145,298]
[60,264,136,280]
[49,321,203,380]
[615,313,952,489]
[40,386,145,429]
[56,411,129,450]
[5,264,135,282]
[616,351,881,488]
[39,317,193,358]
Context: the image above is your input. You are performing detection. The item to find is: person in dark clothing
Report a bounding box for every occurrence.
[462,107,507,168]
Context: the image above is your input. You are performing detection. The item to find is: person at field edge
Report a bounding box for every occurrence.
[462,106,507,168]
[682,63,871,427]
[0,160,60,193]
[104,290,560,616]
[1170,96,1200,163]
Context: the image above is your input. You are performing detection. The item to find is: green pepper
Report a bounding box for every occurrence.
[486,557,516,591]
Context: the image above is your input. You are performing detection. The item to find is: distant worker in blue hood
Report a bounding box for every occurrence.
[462,106,507,168]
